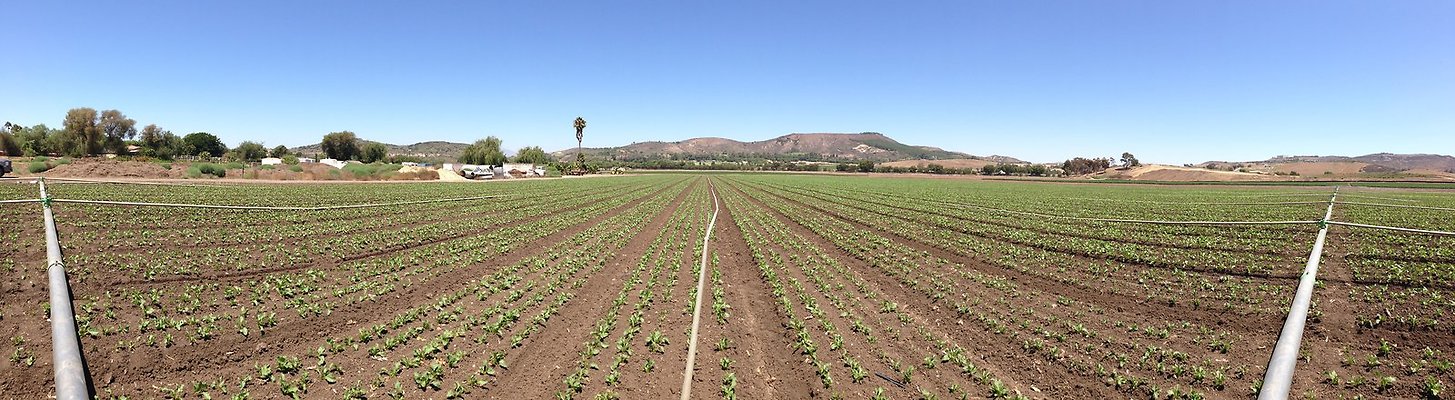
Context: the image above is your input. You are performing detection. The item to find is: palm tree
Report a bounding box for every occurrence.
[573,117,586,172]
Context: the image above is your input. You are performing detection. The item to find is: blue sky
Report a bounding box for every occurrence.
[2,1,1451,164]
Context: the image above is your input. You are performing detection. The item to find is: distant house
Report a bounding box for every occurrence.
[401,162,420,167]
[298,157,317,164]
[261,157,283,165]
[320,158,347,169]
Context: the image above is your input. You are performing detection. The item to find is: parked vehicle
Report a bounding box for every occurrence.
[0,158,11,177]
[461,165,495,179]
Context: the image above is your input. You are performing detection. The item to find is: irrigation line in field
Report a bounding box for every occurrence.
[37,179,93,400]
[1337,193,1419,203]
[947,200,1321,226]
[45,195,509,211]
[0,198,41,204]
[1259,189,1339,400]
[681,178,721,400]
[1061,197,1330,206]
[1335,201,1455,212]
[41,177,233,188]
[1327,221,1455,236]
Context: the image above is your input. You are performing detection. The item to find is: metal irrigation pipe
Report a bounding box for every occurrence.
[0,198,42,204]
[1326,221,1455,236]
[38,178,92,400]
[950,200,1321,226]
[1258,188,1338,400]
[1335,201,1455,212]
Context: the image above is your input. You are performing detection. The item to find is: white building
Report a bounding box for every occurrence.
[261,157,283,166]
[320,158,347,169]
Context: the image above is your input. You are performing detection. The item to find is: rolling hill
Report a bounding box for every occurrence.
[1198,153,1455,175]
[553,132,1010,163]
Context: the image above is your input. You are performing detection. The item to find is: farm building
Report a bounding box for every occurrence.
[261,157,283,165]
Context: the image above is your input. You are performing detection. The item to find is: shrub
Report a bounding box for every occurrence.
[55,157,71,165]
[28,161,51,173]
[282,155,299,165]
[288,165,304,173]
[225,162,245,170]
[342,163,403,180]
[187,163,227,178]
[260,165,275,170]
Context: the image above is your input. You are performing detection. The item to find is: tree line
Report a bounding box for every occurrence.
[3,108,562,167]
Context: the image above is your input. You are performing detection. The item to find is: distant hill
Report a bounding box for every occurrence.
[553,132,997,163]
[291,140,470,160]
[1199,153,1455,174]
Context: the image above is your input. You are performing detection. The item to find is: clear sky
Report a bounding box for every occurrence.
[3,1,1451,164]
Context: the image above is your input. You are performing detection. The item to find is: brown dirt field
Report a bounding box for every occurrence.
[719,179,1125,398]
[881,158,997,170]
[0,178,684,399]
[1260,161,1370,176]
[700,189,818,399]
[43,159,183,179]
[488,179,698,398]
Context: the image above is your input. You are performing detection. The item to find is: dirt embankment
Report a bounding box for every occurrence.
[881,158,997,170]
[41,159,183,179]
[1098,164,1278,181]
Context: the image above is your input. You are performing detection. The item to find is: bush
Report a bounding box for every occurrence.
[288,165,303,173]
[28,161,51,173]
[187,163,227,178]
[342,163,403,179]
[282,155,299,165]
[225,162,245,170]
[260,165,275,170]
[55,157,71,165]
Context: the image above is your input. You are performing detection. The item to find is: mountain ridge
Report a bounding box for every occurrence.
[552,132,1017,163]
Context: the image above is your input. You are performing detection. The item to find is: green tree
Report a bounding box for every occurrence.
[459,136,506,165]
[360,142,388,163]
[856,160,875,173]
[321,131,360,160]
[513,146,551,164]
[138,124,179,158]
[233,141,268,162]
[97,109,137,154]
[269,145,290,158]
[62,107,101,156]
[574,117,586,171]
[15,124,56,156]
[0,122,21,156]
[1120,152,1141,168]
[183,132,227,157]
